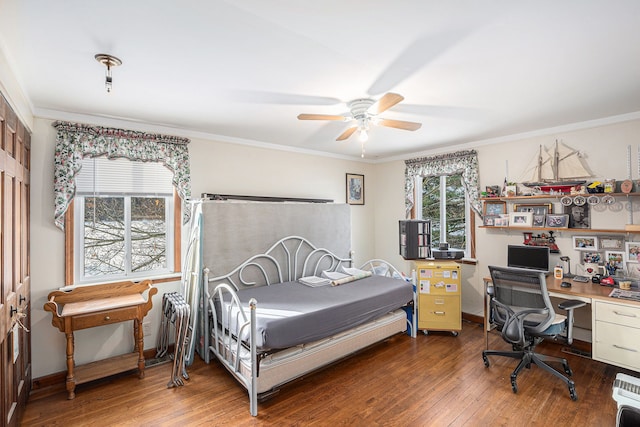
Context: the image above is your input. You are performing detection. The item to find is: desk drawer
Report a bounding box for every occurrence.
[595,300,640,328]
[593,321,640,371]
[71,306,139,330]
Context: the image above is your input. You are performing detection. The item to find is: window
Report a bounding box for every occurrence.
[415,174,471,256]
[53,121,190,286]
[73,157,175,284]
[418,174,468,251]
[404,150,481,260]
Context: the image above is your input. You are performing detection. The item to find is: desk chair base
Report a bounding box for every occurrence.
[483,348,578,401]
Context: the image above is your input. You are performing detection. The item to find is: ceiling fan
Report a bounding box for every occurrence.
[297,92,422,143]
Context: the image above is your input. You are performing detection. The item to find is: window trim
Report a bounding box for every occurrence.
[64,191,182,286]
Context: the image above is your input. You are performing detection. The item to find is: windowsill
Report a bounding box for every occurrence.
[459,258,478,265]
[59,273,181,292]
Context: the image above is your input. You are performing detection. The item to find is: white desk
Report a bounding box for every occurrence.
[483,276,640,373]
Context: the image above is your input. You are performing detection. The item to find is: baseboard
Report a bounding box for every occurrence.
[462,312,483,325]
[30,347,160,392]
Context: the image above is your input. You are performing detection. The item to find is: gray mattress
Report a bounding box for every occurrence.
[226,275,412,351]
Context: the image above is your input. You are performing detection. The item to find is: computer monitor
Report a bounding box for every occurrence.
[507,245,550,274]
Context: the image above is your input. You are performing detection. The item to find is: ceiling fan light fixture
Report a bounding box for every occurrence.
[95,53,122,93]
[297,92,421,157]
[357,128,368,142]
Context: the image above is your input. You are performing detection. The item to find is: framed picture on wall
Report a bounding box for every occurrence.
[346,173,364,205]
[572,236,598,250]
[600,236,625,250]
[625,242,640,263]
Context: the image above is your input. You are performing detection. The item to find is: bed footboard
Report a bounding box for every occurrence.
[207,281,259,416]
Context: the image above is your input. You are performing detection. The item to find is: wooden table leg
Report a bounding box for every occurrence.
[135,318,145,378]
[65,331,76,399]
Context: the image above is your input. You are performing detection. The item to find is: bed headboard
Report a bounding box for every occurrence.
[205,235,352,291]
[195,201,351,277]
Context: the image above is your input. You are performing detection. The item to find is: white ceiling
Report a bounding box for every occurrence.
[1,0,640,160]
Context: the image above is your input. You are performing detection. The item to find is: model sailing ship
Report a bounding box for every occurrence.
[524,140,591,193]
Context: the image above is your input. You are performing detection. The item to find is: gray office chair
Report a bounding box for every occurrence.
[483,265,586,400]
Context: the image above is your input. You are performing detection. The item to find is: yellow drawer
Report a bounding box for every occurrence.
[593,320,640,371]
[422,281,460,295]
[595,300,640,328]
[418,295,461,330]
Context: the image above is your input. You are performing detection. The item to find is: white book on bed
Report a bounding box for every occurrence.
[299,276,331,287]
[321,271,350,281]
[340,267,368,276]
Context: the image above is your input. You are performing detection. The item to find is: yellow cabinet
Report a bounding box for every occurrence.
[414,261,461,335]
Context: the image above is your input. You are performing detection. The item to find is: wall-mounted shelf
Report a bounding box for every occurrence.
[480,192,640,233]
[480,192,640,202]
[479,226,638,234]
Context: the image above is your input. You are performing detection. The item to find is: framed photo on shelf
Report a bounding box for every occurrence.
[605,250,625,270]
[483,200,506,216]
[563,203,590,228]
[625,242,640,263]
[600,236,625,250]
[509,212,533,227]
[514,203,552,228]
[494,216,509,227]
[503,184,517,197]
[346,173,364,205]
[485,185,500,197]
[573,236,598,251]
[483,215,498,226]
[581,251,601,264]
[546,213,569,228]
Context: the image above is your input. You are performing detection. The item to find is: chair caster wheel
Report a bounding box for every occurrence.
[482,354,490,367]
[563,365,573,377]
[511,376,518,394]
[568,381,578,401]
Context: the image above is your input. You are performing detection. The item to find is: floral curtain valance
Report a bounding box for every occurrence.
[404,149,482,218]
[53,121,191,230]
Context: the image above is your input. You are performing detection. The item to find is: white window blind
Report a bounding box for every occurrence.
[76,157,174,195]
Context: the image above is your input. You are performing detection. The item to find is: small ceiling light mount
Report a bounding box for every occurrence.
[94,53,122,93]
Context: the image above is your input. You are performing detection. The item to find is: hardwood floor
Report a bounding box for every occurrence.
[22,321,626,426]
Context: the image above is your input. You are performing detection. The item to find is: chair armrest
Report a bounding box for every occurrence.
[558,300,586,311]
[557,299,586,345]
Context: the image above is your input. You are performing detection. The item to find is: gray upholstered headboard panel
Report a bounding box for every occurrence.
[195,201,351,277]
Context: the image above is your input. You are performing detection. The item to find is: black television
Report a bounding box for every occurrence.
[507,245,550,274]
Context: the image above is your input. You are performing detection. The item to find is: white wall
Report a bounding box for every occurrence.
[29,117,375,378]
[188,137,376,264]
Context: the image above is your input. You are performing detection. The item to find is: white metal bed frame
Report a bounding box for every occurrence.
[202,236,413,416]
